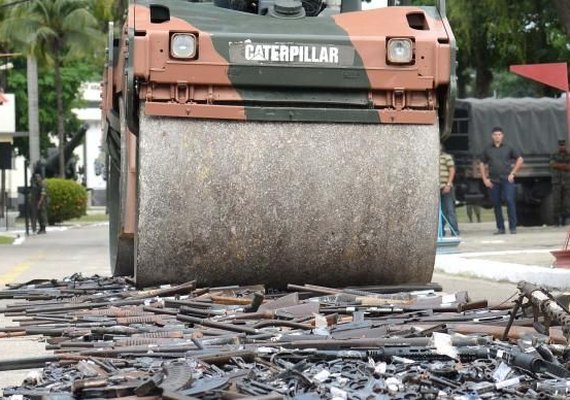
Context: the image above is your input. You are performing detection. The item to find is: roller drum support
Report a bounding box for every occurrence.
[134,115,439,288]
[108,98,134,276]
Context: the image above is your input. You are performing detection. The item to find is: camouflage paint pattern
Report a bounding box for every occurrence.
[114,1,454,125]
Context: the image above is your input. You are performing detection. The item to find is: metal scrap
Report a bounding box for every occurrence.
[1,275,570,399]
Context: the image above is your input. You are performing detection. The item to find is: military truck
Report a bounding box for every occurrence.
[446,97,568,227]
[101,0,456,287]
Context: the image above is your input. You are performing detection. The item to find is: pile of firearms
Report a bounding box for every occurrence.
[1,275,570,399]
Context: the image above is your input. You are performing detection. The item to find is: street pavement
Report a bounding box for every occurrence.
[1,218,570,390]
[435,221,570,289]
[2,217,569,289]
[0,222,110,391]
[0,223,109,285]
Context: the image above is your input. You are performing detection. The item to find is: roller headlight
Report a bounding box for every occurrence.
[387,38,413,64]
[171,33,197,59]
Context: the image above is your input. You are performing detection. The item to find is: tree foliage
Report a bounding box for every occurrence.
[446,0,570,97]
[0,0,116,165]
[3,0,100,176]
[1,0,568,152]
[46,177,88,224]
[7,60,98,158]
[552,0,570,37]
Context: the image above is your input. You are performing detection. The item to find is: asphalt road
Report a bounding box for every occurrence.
[0,221,527,301]
[0,221,568,390]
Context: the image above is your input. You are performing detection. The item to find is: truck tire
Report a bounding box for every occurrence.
[516,203,539,227]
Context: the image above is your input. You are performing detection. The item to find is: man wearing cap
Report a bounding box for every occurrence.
[550,139,570,226]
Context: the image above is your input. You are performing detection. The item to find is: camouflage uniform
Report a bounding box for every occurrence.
[30,174,48,233]
[550,149,570,225]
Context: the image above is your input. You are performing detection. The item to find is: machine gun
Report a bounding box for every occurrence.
[504,281,570,342]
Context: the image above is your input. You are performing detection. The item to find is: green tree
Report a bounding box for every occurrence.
[7,60,98,159]
[552,0,570,36]
[114,0,129,23]
[0,0,101,177]
[447,0,569,97]
[449,1,523,97]
[91,0,124,30]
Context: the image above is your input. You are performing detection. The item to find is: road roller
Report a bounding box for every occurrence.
[101,0,456,288]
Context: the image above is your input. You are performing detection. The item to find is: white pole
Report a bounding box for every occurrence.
[27,56,40,171]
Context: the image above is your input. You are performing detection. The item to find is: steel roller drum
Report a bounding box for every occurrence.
[135,116,439,288]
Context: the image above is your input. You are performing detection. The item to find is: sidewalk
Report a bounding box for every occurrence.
[436,221,570,290]
[0,206,108,239]
[0,211,19,234]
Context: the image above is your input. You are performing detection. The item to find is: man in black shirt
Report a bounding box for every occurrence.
[479,127,524,234]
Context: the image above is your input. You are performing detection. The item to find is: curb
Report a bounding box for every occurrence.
[435,253,570,290]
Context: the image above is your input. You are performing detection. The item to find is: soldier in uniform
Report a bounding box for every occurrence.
[30,173,48,234]
[550,139,570,226]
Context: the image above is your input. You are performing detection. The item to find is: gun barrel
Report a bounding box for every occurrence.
[517,281,570,336]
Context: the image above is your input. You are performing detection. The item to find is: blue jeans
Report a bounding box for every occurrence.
[490,178,517,232]
[441,191,459,236]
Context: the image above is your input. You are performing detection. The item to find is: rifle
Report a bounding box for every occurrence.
[291,344,570,378]
[446,323,568,344]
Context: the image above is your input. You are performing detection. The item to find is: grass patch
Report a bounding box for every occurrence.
[0,235,15,245]
[15,212,109,227]
[69,213,109,224]
[456,205,506,224]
